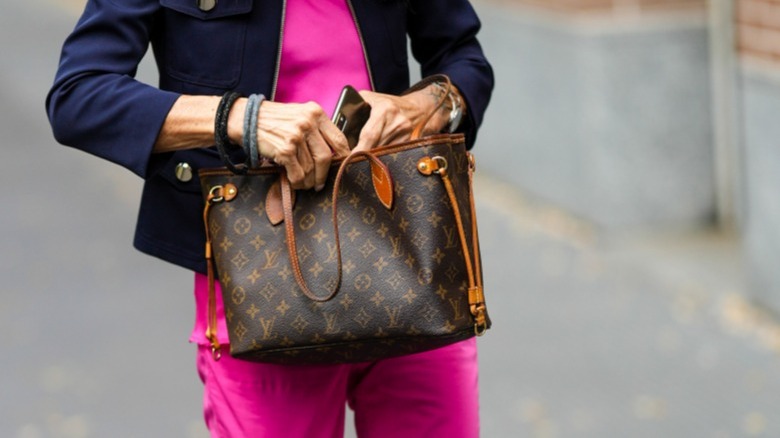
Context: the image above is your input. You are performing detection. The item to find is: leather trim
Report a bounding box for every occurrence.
[197,134,466,178]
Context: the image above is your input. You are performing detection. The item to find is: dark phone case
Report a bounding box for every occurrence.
[332,86,371,149]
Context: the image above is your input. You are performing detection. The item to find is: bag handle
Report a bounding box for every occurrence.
[261,75,451,225]
[281,151,394,302]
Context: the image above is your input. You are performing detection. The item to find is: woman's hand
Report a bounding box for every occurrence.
[253,101,350,191]
[155,96,349,191]
[353,84,453,152]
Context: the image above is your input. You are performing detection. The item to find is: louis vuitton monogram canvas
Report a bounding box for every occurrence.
[200,135,489,364]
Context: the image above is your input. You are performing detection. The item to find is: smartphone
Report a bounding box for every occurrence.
[332,85,371,149]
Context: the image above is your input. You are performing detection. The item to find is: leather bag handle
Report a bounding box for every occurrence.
[281,151,394,302]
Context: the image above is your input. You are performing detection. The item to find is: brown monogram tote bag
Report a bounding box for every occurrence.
[199,80,490,364]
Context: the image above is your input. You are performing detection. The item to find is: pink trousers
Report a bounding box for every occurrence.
[196,338,480,437]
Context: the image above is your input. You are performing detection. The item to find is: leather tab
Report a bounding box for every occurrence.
[417,157,443,176]
[265,179,294,226]
[468,286,485,306]
[223,183,238,202]
[370,159,394,210]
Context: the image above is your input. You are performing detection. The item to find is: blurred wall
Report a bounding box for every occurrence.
[478,0,780,312]
[477,0,715,231]
[736,0,780,312]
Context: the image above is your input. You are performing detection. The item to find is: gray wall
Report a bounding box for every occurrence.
[742,67,780,312]
[476,7,716,231]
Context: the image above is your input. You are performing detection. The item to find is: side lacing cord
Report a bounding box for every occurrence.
[418,153,487,335]
[204,184,238,360]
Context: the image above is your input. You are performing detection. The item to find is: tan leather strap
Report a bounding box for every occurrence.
[466,153,487,333]
[417,153,488,334]
[265,179,294,226]
[280,171,338,302]
[281,151,394,302]
[203,184,238,360]
[402,74,453,141]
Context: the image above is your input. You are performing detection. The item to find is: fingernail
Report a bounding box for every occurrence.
[315,184,325,192]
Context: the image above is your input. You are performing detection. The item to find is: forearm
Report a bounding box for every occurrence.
[153,95,349,190]
[153,95,248,153]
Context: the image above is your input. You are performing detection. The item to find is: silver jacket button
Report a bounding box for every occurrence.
[175,162,193,182]
[197,0,216,12]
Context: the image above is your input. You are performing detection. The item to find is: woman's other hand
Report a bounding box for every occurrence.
[353,84,452,152]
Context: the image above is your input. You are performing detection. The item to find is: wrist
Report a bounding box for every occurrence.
[227,97,247,145]
[405,86,448,134]
[431,82,464,133]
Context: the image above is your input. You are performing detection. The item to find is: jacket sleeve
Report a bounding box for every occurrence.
[46,0,181,178]
[407,0,494,149]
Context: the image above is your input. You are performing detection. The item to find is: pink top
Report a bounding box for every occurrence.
[274,0,372,116]
[191,0,371,346]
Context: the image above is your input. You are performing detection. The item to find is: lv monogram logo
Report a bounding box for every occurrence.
[259,316,278,340]
[449,298,465,321]
[389,235,404,259]
[443,225,458,249]
[384,305,403,328]
[325,242,339,263]
[453,151,468,173]
[323,313,339,334]
[263,248,282,270]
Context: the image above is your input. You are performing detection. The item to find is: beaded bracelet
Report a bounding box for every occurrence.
[214,91,247,175]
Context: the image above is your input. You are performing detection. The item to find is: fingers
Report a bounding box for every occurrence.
[355,90,416,151]
[354,91,386,152]
[306,131,333,191]
[320,120,350,158]
[257,101,338,191]
[354,116,383,152]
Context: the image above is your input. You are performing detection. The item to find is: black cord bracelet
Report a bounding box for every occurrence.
[215,91,248,175]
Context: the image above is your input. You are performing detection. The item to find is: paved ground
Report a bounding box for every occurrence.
[2,0,779,437]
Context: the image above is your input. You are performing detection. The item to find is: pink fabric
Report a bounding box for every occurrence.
[190,273,229,346]
[197,338,480,438]
[273,0,372,116]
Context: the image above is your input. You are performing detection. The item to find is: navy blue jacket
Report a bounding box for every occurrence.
[47,0,494,273]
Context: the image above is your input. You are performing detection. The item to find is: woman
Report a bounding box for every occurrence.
[47,0,493,436]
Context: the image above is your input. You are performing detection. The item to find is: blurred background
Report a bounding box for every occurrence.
[2,0,780,436]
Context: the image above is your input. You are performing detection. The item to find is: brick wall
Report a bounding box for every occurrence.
[737,0,780,64]
[509,0,704,14]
